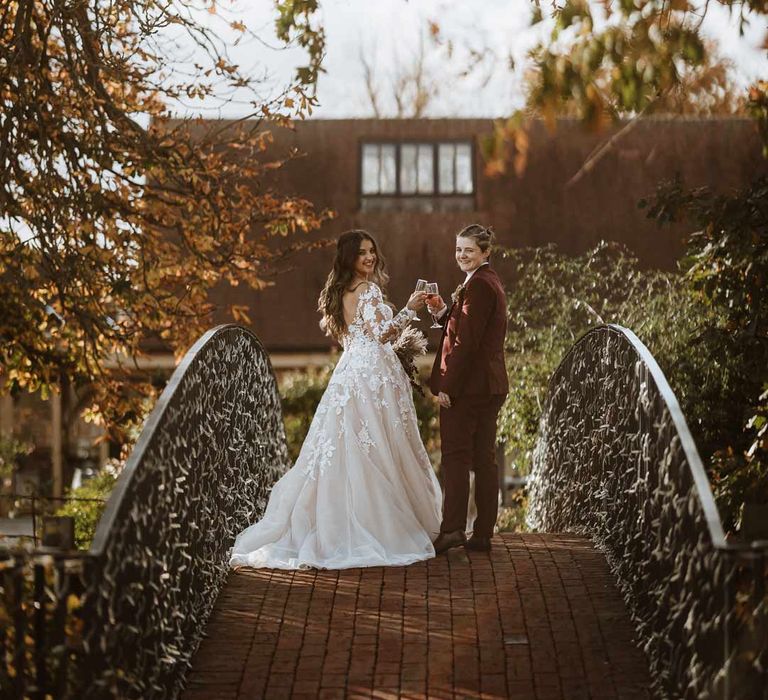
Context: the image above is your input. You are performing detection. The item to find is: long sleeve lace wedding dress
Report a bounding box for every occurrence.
[229,282,442,569]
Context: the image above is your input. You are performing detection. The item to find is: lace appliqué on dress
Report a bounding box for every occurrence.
[357,283,415,343]
[303,433,336,480]
[357,421,375,455]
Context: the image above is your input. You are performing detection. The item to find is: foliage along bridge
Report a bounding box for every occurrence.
[1,325,765,699]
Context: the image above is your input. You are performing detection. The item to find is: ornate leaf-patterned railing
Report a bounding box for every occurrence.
[82,325,288,697]
[529,324,767,699]
[1,325,288,698]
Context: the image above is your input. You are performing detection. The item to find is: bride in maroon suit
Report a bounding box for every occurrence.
[426,224,509,554]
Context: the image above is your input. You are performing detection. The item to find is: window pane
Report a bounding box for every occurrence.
[455,143,473,194]
[400,144,417,194]
[362,144,380,194]
[417,144,434,193]
[438,144,455,194]
[380,144,396,194]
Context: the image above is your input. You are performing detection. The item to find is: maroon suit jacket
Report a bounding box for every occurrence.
[429,264,509,398]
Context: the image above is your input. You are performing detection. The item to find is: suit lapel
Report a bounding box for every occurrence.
[437,264,492,357]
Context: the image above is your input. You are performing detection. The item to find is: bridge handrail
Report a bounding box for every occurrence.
[529,323,767,698]
[91,324,257,553]
[552,324,768,553]
[80,324,288,697]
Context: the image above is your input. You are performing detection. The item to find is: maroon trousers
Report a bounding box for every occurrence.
[439,394,506,538]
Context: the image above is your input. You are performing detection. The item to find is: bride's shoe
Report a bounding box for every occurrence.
[433,530,467,555]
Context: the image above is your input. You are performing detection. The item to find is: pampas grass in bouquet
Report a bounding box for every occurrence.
[392,325,428,396]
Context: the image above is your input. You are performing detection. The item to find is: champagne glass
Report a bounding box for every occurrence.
[425,282,442,328]
[412,278,428,321]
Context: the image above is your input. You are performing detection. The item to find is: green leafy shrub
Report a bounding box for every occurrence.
[500,233,766,533]
[641,174,768,532]
[411,368,441,463]
[499,241,693,472]
[55,466,119,550]
[496,491,529,533]
[279,363,337,462]
[0,433,33,518]
[0,432,32,482]
[709,387,768,530]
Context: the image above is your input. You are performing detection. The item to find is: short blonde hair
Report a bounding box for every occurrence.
[457,224,494,253]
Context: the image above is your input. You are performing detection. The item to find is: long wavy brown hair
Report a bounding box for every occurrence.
[318,229,390,341]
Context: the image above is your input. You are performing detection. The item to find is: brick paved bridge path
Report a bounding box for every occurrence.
[183,534,651,699]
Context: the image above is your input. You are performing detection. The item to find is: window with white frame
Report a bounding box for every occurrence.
[360,141,474,197]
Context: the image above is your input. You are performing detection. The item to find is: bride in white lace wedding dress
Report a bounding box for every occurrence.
[230,230,442,569]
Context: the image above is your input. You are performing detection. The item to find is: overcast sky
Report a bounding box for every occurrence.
[172,0,767,119]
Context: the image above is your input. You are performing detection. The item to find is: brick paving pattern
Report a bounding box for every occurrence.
[183,534,651,699]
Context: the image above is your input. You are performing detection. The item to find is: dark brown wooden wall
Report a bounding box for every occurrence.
[201,117,765,351]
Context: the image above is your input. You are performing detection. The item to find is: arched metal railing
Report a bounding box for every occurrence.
[0,325,288,698]
[80,325,289,697]
[528,324,767,699]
